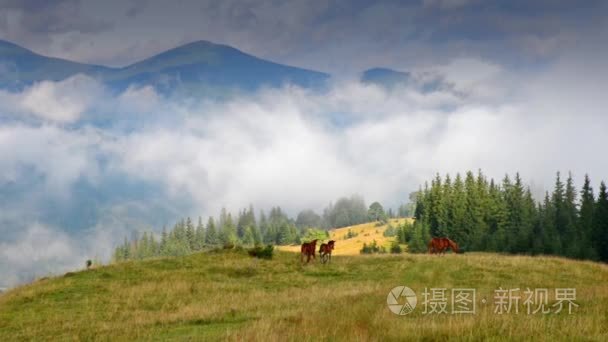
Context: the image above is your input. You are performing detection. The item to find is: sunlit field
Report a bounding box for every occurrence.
[278,218,412,255]
[1,249,606,341]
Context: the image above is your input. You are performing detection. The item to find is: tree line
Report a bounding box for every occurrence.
[409,170,608,261]
[113,195,409,261]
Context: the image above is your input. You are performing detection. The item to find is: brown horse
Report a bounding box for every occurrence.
[301,239,318,263]
[319,240,336,263]
[428,237,459,255]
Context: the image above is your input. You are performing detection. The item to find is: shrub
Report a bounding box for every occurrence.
[248,244,274,259]
[390,241,402,254]
[344,229,359,240]
[383,225,396,237]
[360,240,382,254]
[302,228,330,242]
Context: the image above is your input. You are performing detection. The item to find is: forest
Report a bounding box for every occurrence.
[112,195,407,261]
[113,171,608,263]
[407,171,608,262]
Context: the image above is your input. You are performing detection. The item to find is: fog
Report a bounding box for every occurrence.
[1,50,607,287]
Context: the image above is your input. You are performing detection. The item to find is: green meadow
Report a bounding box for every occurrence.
[1,250,607,341]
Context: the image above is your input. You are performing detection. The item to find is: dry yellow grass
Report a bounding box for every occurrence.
[278,218,413,255]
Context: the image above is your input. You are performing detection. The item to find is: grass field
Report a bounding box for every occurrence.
[1,248,607,341]
[278,218,412,255]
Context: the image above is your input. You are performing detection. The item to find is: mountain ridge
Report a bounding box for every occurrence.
[0,39,329,94]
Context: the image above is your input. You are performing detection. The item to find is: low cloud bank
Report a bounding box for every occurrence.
[1,51,607,287]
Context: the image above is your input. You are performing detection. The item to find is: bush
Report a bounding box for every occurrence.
[302,228,330,243]
[390,241,402,254]
[383,225,396,237]
[344,229,359,240]
[248,244,274,259]
[374,218,388,227]
[360,240,382,254]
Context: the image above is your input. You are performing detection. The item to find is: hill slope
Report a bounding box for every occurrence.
[0,250,606,340]
[0,40,111,90]
[278,218,412,255]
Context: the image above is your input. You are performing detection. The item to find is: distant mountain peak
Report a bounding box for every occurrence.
[0,39,329,95]
[0,39,30,53]
[361,67,411,87]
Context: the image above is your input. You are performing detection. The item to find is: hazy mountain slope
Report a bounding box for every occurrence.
[0,39,329,94]
[0,40,111,90]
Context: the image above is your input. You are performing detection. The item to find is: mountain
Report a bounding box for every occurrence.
[361,67,411,88]
[0,39,329,95]
[0,40,111,90]
[361,67,448,93]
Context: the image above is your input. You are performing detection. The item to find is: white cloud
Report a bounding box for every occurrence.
[0,223,83,287]
[0,74,104,123]
[2,50,608,287]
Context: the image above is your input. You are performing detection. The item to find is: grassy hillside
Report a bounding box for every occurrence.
[278,218,411,255]
[1,249,607,341]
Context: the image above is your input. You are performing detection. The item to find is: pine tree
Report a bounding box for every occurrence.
[241,226,254,246]
[531,202,545,255]
[173,219,187,247]
[563,172,579,258]
[593,182,608,262]
[185,217,195,251]
[408,221,429,253]
[428,174,446,237]
[160,226,168,255]
[552,172,566,255]
[414,185,425,221]
[278,223,295,245]
[149,233,158,257]
[519,187,537,253]
[449,173,467,244]
[441,174,453,237]
[464,171,485,250]
[194,216,205,251]
[503,173,524,253]
[258,210,268,241]
[205,217,218,245]
[486,179,508,252]
[475,170,491,250]
[237,209,247,239]
[578,175,596,259]
[220,213,237,245]
[542,192,560,254]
